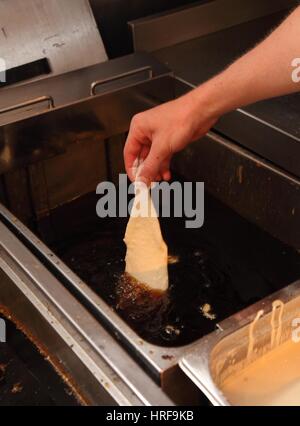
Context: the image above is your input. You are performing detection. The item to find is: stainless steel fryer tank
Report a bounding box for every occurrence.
[0,52,299,404]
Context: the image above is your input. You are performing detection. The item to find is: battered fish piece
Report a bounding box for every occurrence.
[124,181,168,292]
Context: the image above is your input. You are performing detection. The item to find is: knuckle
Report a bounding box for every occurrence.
[131,113,143,127]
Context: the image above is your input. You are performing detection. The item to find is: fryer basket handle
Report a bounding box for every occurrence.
[90,66,153,96]
[0,95,55,115]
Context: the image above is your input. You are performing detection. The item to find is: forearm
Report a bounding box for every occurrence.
[192,6,300,118]
[124,6,300,183]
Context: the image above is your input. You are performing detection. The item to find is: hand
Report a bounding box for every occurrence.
[124,90,219,185]
[124,5,300,185]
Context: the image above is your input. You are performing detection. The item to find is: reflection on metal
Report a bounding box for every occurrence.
[180,280,300,406]
[0,0,107,78]
[129,0,296,52]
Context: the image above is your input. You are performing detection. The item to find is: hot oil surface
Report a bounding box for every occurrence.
[55,219,235,346]
[52,192,300,347]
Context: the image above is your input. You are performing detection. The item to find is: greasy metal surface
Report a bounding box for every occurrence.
[129,0,295,52]
[0,273,113,406]
[0,53,170,125]
[0,0,107,78]
[0,219,173,406]
[0,313,80,406]
[180,280,300,406]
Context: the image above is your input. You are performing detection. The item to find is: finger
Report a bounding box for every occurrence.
[155,173,163,182]
[162,170,171,181]
[141,146,163,182]
[160,157,171,181]
[124,134,148,181]
[139,145,150,162]
[138,141,167,186]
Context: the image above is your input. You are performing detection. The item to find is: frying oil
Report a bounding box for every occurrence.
[222,300,300,406]
[222,339,300,406]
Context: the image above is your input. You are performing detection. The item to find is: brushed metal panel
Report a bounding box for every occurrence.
[0,0,107,77]
[43,134,107,211]
[129,0,296,52]
[172,132,300,250]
